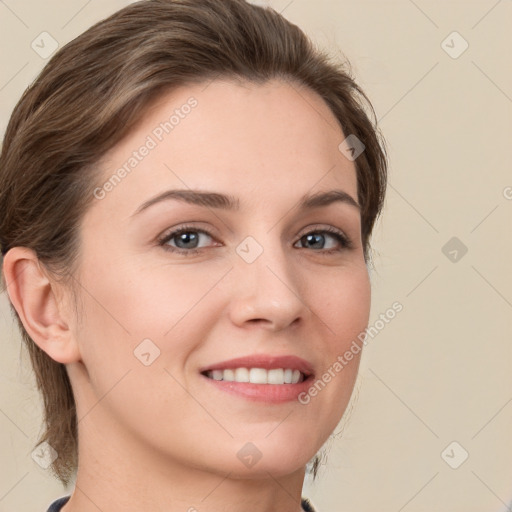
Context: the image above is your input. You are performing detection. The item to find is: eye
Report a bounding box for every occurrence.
[158,225,218,256]
[294,225,353,254]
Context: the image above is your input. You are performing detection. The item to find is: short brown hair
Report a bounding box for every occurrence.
[0,0,387,486]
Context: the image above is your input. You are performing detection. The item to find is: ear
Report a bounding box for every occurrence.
[2,246,81,364]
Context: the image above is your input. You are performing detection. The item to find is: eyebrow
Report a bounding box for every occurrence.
[130,188,360,218]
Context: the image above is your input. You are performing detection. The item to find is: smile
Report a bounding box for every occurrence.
[199,353,315,402]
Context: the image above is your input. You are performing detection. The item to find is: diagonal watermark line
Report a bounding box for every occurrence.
[279,0,295,15]
[200,472,232,502]
[472,61,512,104]
[61,0,92,29]
[68,273,131,335]
[267,165,337,234]
[398,472,439,511]
[369,368,439,438]
[0,472,29,502]
[287,79,338,130]
[378,62,439,123]
[0,408,29,438]
[265,410,294,438]
[163,163,234,235]
[471,265,512,308]
[408,0,439,28]
[77,369,132,423]
[0,1,29,28]
[163,266,234,336]
[472,0,502,29]
[265,470,302,508]
[472,395,512,438]
[406,265,438,298]
[470,204,499,233]
[75,482,106,512]
[0,61,29,92]
[200,72,222,93]
[390,183,439,233]
[472,471,512,511]
[265,265,336,335]
[164,368,234,438]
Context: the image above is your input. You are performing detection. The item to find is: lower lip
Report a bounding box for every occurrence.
[200,373,314,403]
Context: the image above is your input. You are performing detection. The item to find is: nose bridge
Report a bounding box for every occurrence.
[228,229,306,329]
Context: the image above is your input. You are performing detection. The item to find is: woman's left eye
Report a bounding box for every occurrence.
[295,227,353,253]
[158,227,217,256]
[157,225,353,256]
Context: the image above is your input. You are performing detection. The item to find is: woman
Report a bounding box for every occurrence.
[0,0,387,510]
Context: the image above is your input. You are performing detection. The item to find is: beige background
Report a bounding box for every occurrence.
[1,0,511,511]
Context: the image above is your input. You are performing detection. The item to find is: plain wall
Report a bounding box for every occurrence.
[0,1,511,511]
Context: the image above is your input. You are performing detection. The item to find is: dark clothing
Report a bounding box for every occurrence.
[46,495,70,511]
[301,497,317,511]
[47,495,318,511]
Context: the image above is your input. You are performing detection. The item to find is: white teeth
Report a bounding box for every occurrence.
[211,370,223,381]
[267,368,284,384]
[249,368,267,384]
[206,367,305,384]
[223,369,235,381]
[234,367,250,382]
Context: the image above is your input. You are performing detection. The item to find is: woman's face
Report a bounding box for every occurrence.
[68,78,371,478]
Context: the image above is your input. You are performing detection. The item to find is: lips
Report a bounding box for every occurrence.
[198,354,315,403]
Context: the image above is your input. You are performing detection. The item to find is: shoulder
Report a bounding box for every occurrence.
[46,495,71,512]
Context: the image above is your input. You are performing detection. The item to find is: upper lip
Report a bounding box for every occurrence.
[199,354,314,377]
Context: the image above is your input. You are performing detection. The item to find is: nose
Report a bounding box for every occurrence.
[227,237,308,332]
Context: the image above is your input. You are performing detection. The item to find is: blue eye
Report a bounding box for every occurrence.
[157,224,353,256]
[295,227,353,253]
[158,227,215,256]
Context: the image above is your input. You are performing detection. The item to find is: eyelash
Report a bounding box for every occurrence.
[157,224,354,256]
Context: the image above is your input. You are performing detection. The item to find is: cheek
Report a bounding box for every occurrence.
[321,263,371,351]
[77,249,219,341]
[73,255,229,394]
[70,267,206,446]
[302,264,370,428]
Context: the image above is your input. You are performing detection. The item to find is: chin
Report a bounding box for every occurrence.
[225,438,317,479]
[227,458,309,480]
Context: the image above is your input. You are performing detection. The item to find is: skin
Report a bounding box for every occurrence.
[4,78,371,512]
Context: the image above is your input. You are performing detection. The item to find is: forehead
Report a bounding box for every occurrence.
[91,78,358,220]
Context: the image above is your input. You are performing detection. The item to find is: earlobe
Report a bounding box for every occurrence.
[2,246,81,364]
